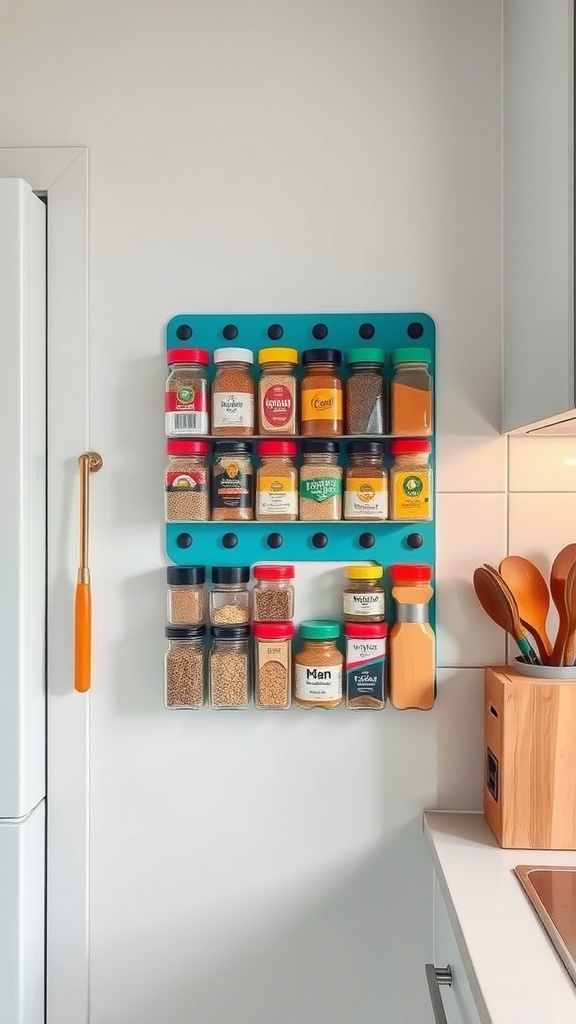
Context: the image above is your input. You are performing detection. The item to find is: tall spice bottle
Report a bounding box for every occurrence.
[388,564,435,710]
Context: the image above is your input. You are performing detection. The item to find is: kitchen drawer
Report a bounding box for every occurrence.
[428,878,483,1024]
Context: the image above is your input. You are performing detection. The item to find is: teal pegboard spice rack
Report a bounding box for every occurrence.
[165,311,436,572]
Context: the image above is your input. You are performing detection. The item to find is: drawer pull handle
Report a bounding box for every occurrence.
[425,963,452,1024]
[74,451,103,692]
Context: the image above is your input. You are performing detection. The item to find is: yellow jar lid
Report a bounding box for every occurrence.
[345,565,384,580]
[258,347,299,365]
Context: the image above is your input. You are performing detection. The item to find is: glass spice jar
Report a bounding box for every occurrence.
[390,348,433,436]
[253,564,295,621]
[343,565,385,622]
[211,441,254,521]
[299,440,342,522]
[258,347,298,435]
[254,621,294,709]
[256,440,298,522]
[345,622,387,710]
[164,625,206,709]
[167,565,206,625]
[345,348,387,434]
[165,348,210,437]
[294,620,343,709]
[209,625,251,709]
[300,348,343,436]
[343,441,388,521]
[211,347,255,436]
[165,440,210,522]
[209,566,251,625]
[389,440,433,521]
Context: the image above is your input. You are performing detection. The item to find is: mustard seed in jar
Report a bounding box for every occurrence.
[212,347,255,436]
[299,440,342,521]
[254,621,294,709]
[164,625,206,709]
[165,440,210,522]
[209,625,251,708]
[167,565,206,625]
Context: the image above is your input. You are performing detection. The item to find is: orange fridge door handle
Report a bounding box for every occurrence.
[74,579,92,693]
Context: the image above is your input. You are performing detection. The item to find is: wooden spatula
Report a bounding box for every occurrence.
[561,561,576,666]
[473,566,540,665]
[550,544,576,666]
[499,555,552,665]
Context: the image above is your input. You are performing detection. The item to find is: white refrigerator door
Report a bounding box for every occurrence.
[0,802,45,1024]
[0,178,46,818]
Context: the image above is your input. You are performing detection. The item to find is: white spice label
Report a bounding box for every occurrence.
[295,663,343,702]
[343,592,385,618]
[344,476,388,520]
[212,392,254,429]
[257,477,298,516]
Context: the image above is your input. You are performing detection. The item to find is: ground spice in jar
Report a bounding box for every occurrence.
[167,565,206,625]
[209,625,251,708]
[345,622,387,710]
[300,348,343,436]
[299,440,342,521]
[165,440,210,522]
[344,441,388,521]
[345,348,386,434]
[254,622,294,709]
[165,348,210,437]
[211,441,254,521]
[294,620,343,709]
[212,347,255,436]
[390,348,433,436]
[256,440,298,522]
[389,440,433,521]
[253,564,295,621]
[258,347,298,434]
[164,625,206,709]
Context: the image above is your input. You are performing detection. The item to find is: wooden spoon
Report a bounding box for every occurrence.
[473,566,540,665]
[561,561,576,665]
[498,556,553,665]
[550,544,576,666]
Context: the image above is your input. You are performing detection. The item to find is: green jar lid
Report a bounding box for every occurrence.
[391,347,432,366]
[346,347,387,365]
[300,619,340,640]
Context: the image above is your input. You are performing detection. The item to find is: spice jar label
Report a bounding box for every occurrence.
[165,388,209,435]
[346,636,386,708]
[295,663,342,702]
[392,471,430,519]
[166,471,208,494]
[301,389,343,422]
[300,477,342,503]
[343,592,385,618]
[212,392,254,429]
[212,460,253,510]
[261,384,294,429]
[344,477,388,519]
[257,476,298,516]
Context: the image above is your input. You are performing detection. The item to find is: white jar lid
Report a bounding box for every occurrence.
[213,347,254,364]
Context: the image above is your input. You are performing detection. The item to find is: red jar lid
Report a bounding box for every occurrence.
[389,563,433,584]
[253,622,295,640]
[257,440,298,456]
[390,440,432,455]
[167,348,210,366]
[344,623,388,639]
[167,439,210,455]
[253,564,295,580]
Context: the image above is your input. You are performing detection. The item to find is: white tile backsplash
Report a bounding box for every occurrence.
[436,434,507,493]
[509,436,576,491]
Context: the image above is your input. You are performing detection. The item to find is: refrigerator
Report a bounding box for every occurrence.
[0,178,47,1023]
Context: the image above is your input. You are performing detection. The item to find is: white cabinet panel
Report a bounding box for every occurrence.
[432,878,483,1024]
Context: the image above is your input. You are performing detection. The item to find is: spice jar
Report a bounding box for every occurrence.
[258,347,298,435]
[345,348,387,434]
[211,441,254,521]
[390,348,433,436]
[388,564,435,710]
[167,565,206,625]
[165,440,210,522]
[294,620,343,709]
[165,348,210,437]
[211,347,255,436]
[344,441,388,521]
[253,564,295,621]
[345,622,387,710]
[209,566,251,625]
[389,440,433,521]
[164,625,206,709]
[300,348,343,436]
[256,440,298,522]
[254,622,294,709]
[209,625,251,708]
[343,565,385,622]
[299,440,342,522]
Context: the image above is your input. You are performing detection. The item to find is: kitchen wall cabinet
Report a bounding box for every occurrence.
[429,879,483,1024]
[503,0,575,434]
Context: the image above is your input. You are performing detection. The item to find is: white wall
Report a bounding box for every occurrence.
[0,2,507,1022]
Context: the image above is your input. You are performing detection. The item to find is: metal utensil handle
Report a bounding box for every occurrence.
[74,451,103,693]
[425,964,452,1024]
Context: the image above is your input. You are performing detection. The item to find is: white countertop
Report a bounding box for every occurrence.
[424,811,576,1024]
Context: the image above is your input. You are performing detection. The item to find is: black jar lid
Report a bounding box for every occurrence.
[302,439,340,455]
[165,625,207,638]
[213,441,253,455]
[211,565,251,584]
[210,625,251,639]
[167,566,206,585]
[347,440,385,456]
[302,348,342,367]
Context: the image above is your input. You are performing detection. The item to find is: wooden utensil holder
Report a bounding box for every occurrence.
[484,666,576,849]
